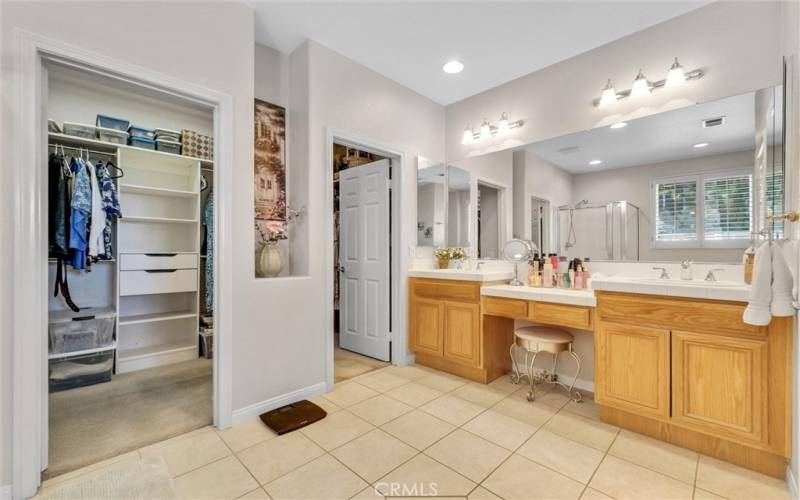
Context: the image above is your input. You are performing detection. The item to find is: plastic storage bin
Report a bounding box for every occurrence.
[156,138,182,155]
[49,351,114,392]
[96,114,130,132]
[63,122,97,140]
[49,307,115,355]
[200,328,213,359]
[128,126,156,140]
[154,128,182,142]
[97,126,129,145]
[129,136,156,150]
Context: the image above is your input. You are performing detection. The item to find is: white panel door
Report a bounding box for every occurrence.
[339,159,391,361]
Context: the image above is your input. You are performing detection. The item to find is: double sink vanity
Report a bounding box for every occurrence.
[407,268,792,479]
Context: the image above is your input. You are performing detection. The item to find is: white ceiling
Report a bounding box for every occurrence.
[252,1,708,105]
[528,91,757,174]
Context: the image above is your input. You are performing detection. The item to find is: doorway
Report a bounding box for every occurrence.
[332,144,391,381]
[477,182,502,258]
[531,196,551,255]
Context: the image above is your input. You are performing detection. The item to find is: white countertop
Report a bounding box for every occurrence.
[408,268,514,282]
[481,284,597,306]
[591,276,750,302]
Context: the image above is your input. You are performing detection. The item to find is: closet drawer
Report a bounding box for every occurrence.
[120,269,197,296]
[120,253,198,271]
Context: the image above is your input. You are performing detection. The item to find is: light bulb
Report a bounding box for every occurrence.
[598,79,618,108]
[497,112,510,134]
[610,122,628,129]
[630,69,651,98]
[442,60,464,74]
[666,57,686,87]
[589,159,603,165]
[480,119,491,140]
[461,125,474,145]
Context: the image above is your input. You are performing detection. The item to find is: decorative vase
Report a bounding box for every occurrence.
[437,258,450,269]
[258,241,284,277]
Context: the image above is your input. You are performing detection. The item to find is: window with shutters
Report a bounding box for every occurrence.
[652,169,752,248]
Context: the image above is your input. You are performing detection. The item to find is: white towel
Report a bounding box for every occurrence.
[779,240,799,302]
[772,242,795,316]
[743,242,772,326]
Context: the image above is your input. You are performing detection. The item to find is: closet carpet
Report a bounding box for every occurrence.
[46,357,212,480]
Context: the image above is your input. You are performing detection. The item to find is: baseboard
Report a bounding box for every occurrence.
[0,484,13,500]
[230,381,328,426]
[401,354,415,366]
[787,464,798,500]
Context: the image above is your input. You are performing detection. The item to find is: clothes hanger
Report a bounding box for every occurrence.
[200,174,208,192]
[103,160,124,180]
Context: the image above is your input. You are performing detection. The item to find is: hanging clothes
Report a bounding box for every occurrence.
[48,153,71,258]
[87,160,106,258]
[68,158,91,270]
[95,162,122,260]
[202,189,214,312]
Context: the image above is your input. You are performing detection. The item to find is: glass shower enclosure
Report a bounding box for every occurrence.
[557,201,640,261]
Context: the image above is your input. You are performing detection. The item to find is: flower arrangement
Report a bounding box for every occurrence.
[433,247,467,268]
[256,206,304,244]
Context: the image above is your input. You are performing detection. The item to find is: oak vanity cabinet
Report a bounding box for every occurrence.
[595,291,791,478]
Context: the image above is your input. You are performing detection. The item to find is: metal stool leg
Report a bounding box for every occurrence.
[525,350,540,402]
[549,351,559,383]
[509,343,521,384]
[566,344,583,402]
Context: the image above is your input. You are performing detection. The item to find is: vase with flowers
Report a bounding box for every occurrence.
[433,247,467,269]
[255,206,304,277]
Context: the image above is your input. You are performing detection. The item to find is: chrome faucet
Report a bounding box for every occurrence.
[476,261,485,271]
[680,259,693,280]
[705,268,725,282]
[456,259,464,270]
[652,267,670,279]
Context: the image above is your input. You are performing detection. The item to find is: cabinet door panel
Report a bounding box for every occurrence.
[411,298,444,356]
[596,321,670,418]
[672,330,768,447]
[443,301,480,367]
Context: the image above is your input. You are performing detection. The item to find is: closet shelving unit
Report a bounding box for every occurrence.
[49,132,210,373]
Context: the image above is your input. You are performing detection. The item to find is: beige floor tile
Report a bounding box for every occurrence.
[696,455,789,500]
[693,488,726,500]
[420,394,485,426]
[310,396,342,414]
[376,454,476,497]
[589,455,694,499]
[469,486,502,499]
[237,432,325,484]
[381,409,456,450]
[323,381,380,408]
[483,453,585,499]
[40,450,141,490]
[490,397,556,427]
[332,429,418,483]
[237,487,270,499]
[265,454,367,499]
[608,429,698,484]
[300,410,374,451]
[523,386,572,409]
[544,411,619,451]
[348,394,413,426]
[424,429,510,483]
[451,383,508,408]
[487,374,522,394]
[355,370,411,392]
[140,428,231,477]
[383,364,433,380]
[217,418,277,453]
[517,430,604,484]
[336,361,377,382]
[462,409,537,450]
[580,488,614,499]
[387,381,444,407]
[562,395,601,421]
[417,372,469,392]
[352,485,385,499]
[174,455,259,499]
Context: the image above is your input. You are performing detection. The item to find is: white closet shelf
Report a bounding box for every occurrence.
[117,341,197,362]
[49,132,213,167]
[121,215,198,224]
[119,310,196,326]
[120,184,198,198]
[48,342,117,361]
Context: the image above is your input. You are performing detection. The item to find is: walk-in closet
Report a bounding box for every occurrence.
[44,61,216,478]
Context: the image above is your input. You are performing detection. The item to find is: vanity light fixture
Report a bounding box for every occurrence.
[610,121,628,129]
[589,159,603,165]
[443,60,464,74]
[693,142,709,148]
[461,112,524,144]
[594,57,703,107]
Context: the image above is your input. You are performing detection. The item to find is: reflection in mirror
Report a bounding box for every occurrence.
[417,161,446,247]
[755,86,784,239]
[447,166,470,248]
[478,182,501,258]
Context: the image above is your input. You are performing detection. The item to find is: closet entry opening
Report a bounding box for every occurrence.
[332,143,391,382]
[43,60,217,480]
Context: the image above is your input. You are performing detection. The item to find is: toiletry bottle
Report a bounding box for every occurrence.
[543,260,553,288]
[574,265,583,289]
[568,269,575,289]
[743,247,754,285]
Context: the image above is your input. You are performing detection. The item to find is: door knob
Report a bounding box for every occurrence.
[768,211,800,222]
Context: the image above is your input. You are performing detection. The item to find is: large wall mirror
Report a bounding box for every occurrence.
[425,85,785,264]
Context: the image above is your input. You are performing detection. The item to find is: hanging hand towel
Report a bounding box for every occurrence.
[772,241,795,316]
[743,241,772,326]
[779,240,799,303]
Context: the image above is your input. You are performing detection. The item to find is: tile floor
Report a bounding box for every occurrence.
[334,333,390,383]
[37,364,792,500]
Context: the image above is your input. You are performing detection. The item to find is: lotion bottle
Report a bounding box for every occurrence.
[543,260,553,288]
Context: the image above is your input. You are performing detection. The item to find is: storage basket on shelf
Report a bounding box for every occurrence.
[63,122,97,140]
[96,114,130,132]
[49,307,116,356]
[49,351,114,392]
[96,126,128,145]
[154,128,182,143]
[129,137,156,150]
[181,129,213,160]
[128,125,156,140]
[155,138,182,155]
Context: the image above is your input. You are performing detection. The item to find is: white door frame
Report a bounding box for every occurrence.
[325,128,408,391]
[11,30,235,498]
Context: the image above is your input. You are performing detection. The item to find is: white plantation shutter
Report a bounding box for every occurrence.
[703,173,752,241]
[654,179,697,242]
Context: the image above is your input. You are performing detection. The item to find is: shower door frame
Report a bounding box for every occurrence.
[556,201,640,261]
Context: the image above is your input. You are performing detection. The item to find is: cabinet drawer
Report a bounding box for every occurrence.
[120,253,198,271]
[120,269,198,296]
[483,296,527,318]
[411,279,480,303]
[529,302,592,329]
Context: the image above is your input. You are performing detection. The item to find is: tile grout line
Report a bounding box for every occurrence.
[577,424,622,500]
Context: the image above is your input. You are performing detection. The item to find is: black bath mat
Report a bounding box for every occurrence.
[259,400,327,434]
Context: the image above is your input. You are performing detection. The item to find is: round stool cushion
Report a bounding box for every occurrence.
[513,326,574,354]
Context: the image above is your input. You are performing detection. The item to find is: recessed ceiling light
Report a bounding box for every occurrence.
[610,122,628,129]
[693,142,709,148]
[589,159,603,165]
[443,60,464,74]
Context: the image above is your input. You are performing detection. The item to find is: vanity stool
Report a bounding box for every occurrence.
[510,325,582,403]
